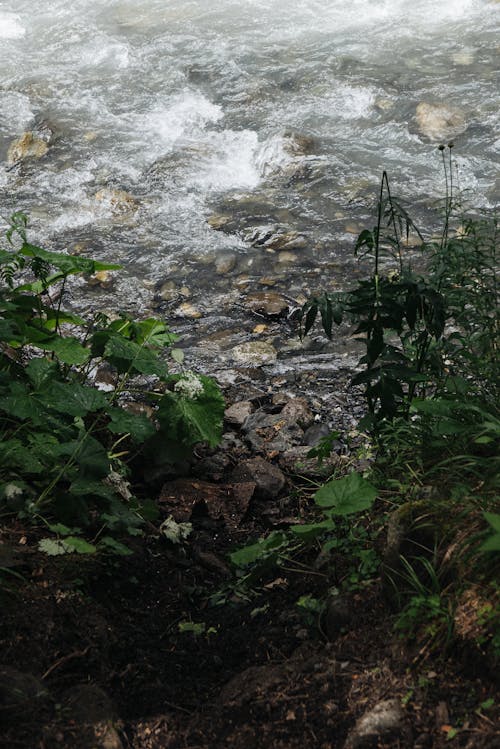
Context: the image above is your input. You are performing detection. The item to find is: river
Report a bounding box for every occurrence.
[0,0,498,377]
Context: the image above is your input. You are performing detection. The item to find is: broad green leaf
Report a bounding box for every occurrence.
[157,375,224,449]
[25,357,59,389]
[229,531,287,568]
[107,407,155,441]
[104,334,168,376]
[20,242,120,275]
[34,335,90,365]
[62,436,109,479]
[41,381,108,416]
[62,536,97,554]
[480,534,500,552]
[98,536,133,556]
[69,478,115,501]
[290,518,335,539]
[314,472,377,515]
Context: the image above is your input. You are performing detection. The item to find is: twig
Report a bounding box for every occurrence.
[41,646,90,680]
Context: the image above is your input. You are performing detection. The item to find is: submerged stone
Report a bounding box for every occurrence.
[415,102,467,141]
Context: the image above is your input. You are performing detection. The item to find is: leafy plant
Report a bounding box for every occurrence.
[0,213,224,544]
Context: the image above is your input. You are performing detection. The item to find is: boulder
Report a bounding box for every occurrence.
[224,400,253,427]
[415,102,467,141]
[231,340,277,366]
[230,457,285,500]
[343,698,407,748]
[243,291,289,318]
[94,188,138,215]
[7,132,49,164]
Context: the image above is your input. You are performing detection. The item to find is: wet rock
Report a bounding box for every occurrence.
[215,253,237,275]
[277,251,298,264]
[282,130,316,156]
[244,225,308,251]
[158,280,178,302]
[343,698,406,749]
[7,131,49,164]
[207,214,233,231]
[229,456,285,500]
[0,666,49,716]
[231,340,277,366]
[224,400,253,426]
[87,270,114,289]
[324,595,352,640]
[94,188,138,215]
[415,102,467,141]
[244,291,289,318]
[258,276,277,287]
[175,302,202,319]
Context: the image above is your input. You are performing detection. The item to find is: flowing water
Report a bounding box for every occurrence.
[0,0,499,375]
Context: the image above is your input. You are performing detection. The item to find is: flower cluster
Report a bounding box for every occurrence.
[174,371,204,400]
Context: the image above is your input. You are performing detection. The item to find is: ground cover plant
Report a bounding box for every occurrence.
[0,212,225,552]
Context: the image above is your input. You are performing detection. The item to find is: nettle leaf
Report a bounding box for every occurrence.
[107,407,155,442]
[104,334,168,376]
[25,357,59,389]
[41,381,108,417]
[157,375,224,449]
[34,335,90,366]
[314,472,377,515]
[69,478,116,502]
[76,436,110,478]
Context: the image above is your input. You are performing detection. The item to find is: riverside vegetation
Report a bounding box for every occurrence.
[0,149,499,748]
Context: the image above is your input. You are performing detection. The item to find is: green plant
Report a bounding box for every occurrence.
[0,212,224,543]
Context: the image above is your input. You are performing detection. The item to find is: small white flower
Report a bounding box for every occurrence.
[4,483,23,500]
[174,371,204,400]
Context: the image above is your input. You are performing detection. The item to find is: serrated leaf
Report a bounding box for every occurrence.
[104,334,167,376]
[157,375,224,449]
[107,407,155,441]
[41,381,108,417]
[314,472,377,515]
[34,334,90,365]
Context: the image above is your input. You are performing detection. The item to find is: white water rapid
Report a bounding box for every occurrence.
[0,0,499,327]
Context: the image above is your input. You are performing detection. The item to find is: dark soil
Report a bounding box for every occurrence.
[1,484,499,749]
[1,373,499,749]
